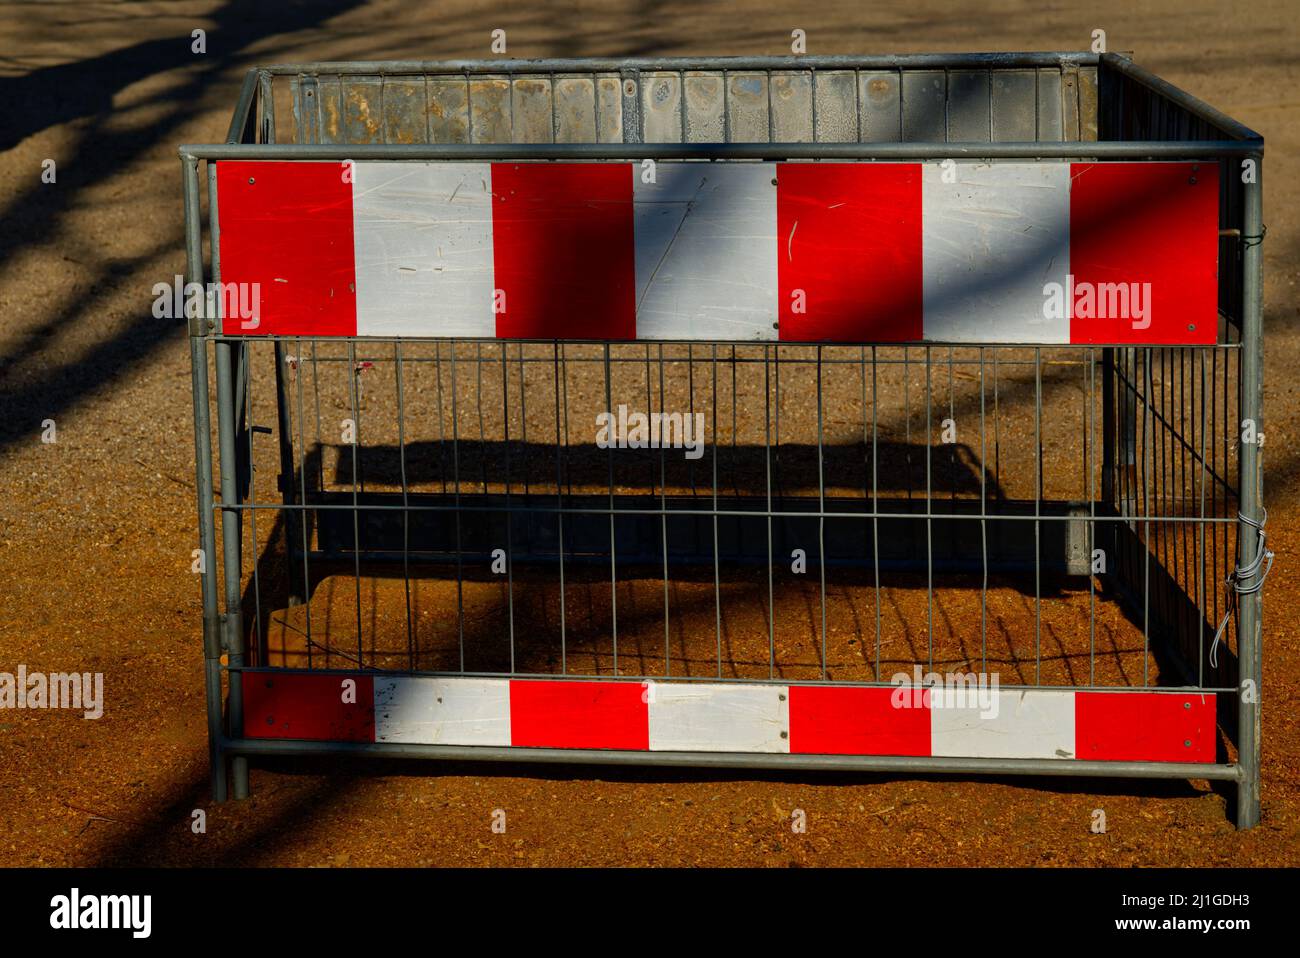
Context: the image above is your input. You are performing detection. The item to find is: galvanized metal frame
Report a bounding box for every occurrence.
[182,53,1265,827]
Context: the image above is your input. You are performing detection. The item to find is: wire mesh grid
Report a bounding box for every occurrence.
[213,337,1241,696]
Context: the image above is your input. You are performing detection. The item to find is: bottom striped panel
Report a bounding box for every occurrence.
[242,673,1216,764]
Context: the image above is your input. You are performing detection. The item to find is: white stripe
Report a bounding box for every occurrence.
[634,164,778,341]
[374,676,510,745]
[921,162,1070,343]
[353,162,497,337]
[930,689,1076,759]
[647,682,790,752]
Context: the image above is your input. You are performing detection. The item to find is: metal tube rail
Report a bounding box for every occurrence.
[226,736,1242,783]
[228,665,1244,695]
[180,140,1259,162]
[224,68,259,147]
[259,53,1105,75]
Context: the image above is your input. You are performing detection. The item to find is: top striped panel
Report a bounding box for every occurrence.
[214,160,1219,344]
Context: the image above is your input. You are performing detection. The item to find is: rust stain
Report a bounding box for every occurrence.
[514,78,548,96]
[322,96,341,141]
[345,88,381,141]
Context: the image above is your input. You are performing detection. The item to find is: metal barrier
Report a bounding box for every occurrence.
[181,53,1266,827]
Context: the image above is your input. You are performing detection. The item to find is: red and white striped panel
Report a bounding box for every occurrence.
[241,672,1217,763]
[215,160,1218,344]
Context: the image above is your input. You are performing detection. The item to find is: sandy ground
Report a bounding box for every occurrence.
[1,0,1298,867]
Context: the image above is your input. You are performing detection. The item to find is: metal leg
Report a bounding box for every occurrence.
[204,655,228,803]
[184,157,228,803]
[193,336,228,804]
[216,339,250,800]
[1236,155,1264,830]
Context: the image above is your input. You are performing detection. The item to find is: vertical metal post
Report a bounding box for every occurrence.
[183,154,227,803]
[1100,347,1116,541]
[274,343,305,605]
[260,72,303,610]
[209,160,249,800]
[215,339,249,800]
[1236,153,1264,829]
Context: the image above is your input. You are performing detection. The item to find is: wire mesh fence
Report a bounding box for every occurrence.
[205,338,1243,698]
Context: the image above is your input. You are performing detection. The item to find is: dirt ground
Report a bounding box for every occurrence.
[1,0,1298,867]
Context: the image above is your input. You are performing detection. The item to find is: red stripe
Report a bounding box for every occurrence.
[1069,162,1219,345]
[490,163,636,340]
[776,163,923,342]
[787,685,932,755]
[1075,691,1216,763]
[242,672,375,742]
[215,161,357,336]
[509,680,649,750]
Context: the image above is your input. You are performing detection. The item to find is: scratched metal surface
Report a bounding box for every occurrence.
[287,64,1099,145]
